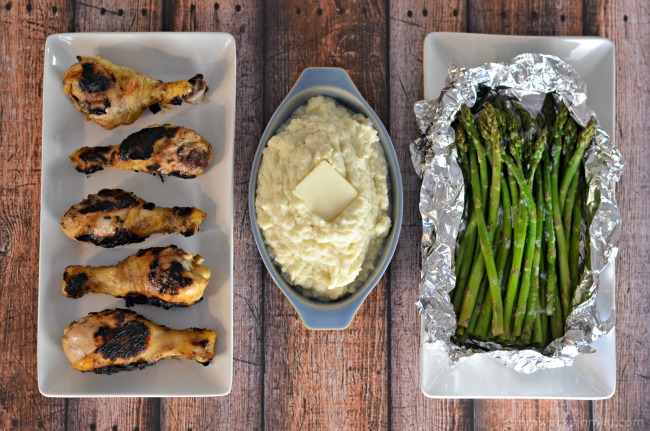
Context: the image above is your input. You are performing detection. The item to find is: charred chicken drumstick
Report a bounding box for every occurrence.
[63,246,211,308]
[63,56,208,130]
[69,124,213,178]
[60,189,206,248]
[62,308,217,374]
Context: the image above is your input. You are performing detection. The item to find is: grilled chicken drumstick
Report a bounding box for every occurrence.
[63,246,211,308]
[60,189,206,248]
[62,308,217,374]
[63,56,208,130]
[70,124,213,178]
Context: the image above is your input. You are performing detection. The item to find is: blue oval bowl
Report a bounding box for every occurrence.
[249,67,403,330]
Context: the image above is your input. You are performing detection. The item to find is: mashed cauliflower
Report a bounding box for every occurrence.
[255,96,391,301]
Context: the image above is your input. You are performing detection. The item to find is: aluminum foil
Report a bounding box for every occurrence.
[411,53,623,373]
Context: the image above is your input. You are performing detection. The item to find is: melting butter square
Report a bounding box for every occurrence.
[293,160,358,222]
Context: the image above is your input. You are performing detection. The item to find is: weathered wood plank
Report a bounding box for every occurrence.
[388,1,472,430]
[261,1,389,429]
[468,1,590,429]
[64,2,163,431]
[66,399,160,431]
[0,1,72,430]
[74,0,162,32]
[468,0,582,36]
[161,1,265,430]
[592,0,650,429]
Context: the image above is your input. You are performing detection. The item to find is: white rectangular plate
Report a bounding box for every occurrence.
[38,33,235,397]
[421,33,616,399]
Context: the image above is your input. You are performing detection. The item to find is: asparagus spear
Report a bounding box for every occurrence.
[549,105,572,319]
[543,154,558,316]
[559,120,596,212]
[477,105,507,335]
[473,175,514,338]
[457,145,488,327]
[452,128,479,313]
[458,144,504,335]
[502,202,528,338]
[478,104,503,234]
[561,118,578,175]
[502,153,537,337]
[468,277,489,333]
[550,287,564,339]
[505,107,523,167]
[528,128,547,186]
[532,307,543,346]
[514,103,534,140]
[538,243,549,343]
[563,173,580,246]
[475,105,505,333]
[459,105,489,209]
[521,171,545,340]
[569,179,583,298]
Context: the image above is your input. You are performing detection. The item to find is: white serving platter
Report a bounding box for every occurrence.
[421,32,616,399]
[38,32,235,397]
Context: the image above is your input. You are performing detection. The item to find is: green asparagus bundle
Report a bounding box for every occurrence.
[452,94,595,347]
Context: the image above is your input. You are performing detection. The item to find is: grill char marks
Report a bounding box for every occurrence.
[123,292,201,309]
[148,245,195,297]
[150,260,193,296]
[119,126,173,161]
[173,207,193,217]
[89,108,107,116]
[91,361,156,375]
[63,273,88,298]
[79,62,112,93]
[75,228,145,248]
[95,320,150,361]
[73,145,110,174]
[77,189,137,215]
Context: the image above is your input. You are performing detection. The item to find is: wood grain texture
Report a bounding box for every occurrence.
[161,1,265,429]
[0,2,71,430]
[261,1,390,430]
[74,0,162,32]
[592,0,650,429]
[468,0,582,36]
[468,1,589,429]
[475,400,596,430]
[0,0,647,429]
[64,2,163,430]
[66,399,160,431]
[388,1,472,430]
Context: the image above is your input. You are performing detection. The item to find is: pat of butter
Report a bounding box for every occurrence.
[294,160,358,222]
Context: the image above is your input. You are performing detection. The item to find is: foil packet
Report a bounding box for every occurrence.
[410,53,623,373]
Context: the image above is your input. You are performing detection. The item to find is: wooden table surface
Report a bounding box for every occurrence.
[1,0,648,429]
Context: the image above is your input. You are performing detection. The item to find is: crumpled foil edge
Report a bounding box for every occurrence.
[411,53,623,373]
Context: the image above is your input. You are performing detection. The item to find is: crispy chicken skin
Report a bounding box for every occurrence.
[63,246,211,308]
[62,308,217,374]
[69,124,213,178]
[60,189,206,248]
[63,56,208,130]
